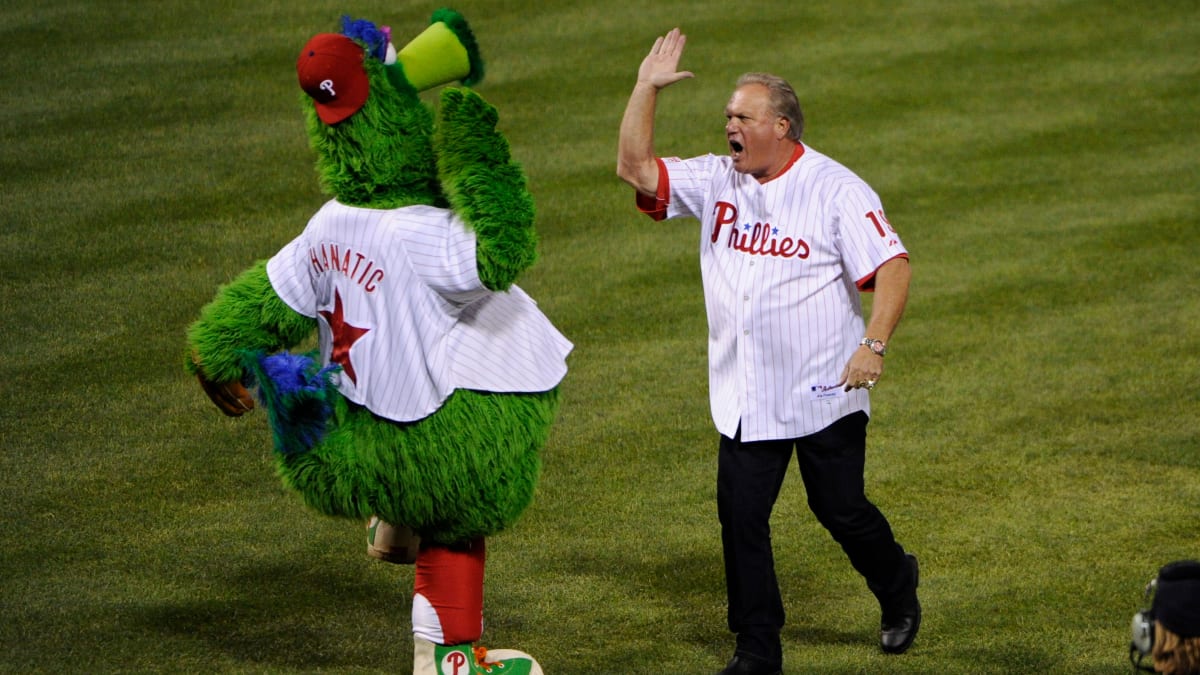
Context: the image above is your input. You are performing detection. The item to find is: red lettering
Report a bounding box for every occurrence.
[308,243,386,293]
[712,201,738,243]
[364,269,385,293]
[865,209,894,237]
[726,224,741,249]
[724,222,809,259]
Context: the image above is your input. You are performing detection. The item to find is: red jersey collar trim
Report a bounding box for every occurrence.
[760,142,805,184]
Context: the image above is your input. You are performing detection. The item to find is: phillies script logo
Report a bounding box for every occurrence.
[711,201,810,259]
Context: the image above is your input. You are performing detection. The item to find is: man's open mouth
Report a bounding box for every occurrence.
[730,140,744,153]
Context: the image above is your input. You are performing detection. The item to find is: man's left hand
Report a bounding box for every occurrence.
[840,348,883,392]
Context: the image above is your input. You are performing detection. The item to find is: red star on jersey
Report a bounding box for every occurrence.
[318,288,369,386]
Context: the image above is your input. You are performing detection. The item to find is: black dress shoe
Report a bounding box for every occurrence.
[880,553,921,654]
[716,653,783,675]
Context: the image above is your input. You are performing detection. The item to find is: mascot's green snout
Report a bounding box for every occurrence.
[186,10,569,674]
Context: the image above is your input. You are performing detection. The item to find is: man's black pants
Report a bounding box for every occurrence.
[716,411,911,662]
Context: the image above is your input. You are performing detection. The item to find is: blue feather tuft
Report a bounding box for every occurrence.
[261,351,327,397]
[242,350,341,456]
[340,16,389,61]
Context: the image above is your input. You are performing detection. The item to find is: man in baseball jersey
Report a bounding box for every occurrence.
[617,28,919,675]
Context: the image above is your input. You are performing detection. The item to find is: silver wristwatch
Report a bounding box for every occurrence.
[860,337,887,357]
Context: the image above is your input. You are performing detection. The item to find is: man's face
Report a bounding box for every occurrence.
[725,83,788,179]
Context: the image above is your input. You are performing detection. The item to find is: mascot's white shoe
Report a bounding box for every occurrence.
[414,636,543,675]
[366,516,420,564]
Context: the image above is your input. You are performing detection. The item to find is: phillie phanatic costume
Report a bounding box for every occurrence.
[185,10,569,674]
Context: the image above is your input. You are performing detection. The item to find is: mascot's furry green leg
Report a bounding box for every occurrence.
[187,11,568,675]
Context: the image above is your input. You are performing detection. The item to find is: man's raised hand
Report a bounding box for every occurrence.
[638,28,694,90]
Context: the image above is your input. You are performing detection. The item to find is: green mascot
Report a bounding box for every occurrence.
[185,10,569,674]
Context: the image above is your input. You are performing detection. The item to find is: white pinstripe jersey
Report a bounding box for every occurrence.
[267,200,572,423]
[638,143,907,441]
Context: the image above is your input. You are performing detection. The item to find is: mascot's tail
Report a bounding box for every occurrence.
[241,350,341,456]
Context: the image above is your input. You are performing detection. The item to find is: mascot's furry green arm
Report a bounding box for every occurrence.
[185,11,562,546]
[435,86,537,289]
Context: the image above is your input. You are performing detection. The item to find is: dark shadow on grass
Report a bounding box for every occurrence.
[947,644,1068,674]
[129,559,411,670]
[653,549,863,652]
[783,622,869,648]
[644,546,878,653]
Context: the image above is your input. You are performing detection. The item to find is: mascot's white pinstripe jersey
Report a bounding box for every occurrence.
[642,143,907,442]
[267,199,572,423]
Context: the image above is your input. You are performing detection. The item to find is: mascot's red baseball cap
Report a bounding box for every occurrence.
[297,33,369,124]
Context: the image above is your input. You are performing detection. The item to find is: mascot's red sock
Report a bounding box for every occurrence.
[410,539,543,675]
[413,539,486,645]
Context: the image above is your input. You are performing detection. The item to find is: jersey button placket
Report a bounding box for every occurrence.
[743,262,754,335]
[739,263,753,338]
[737,256,758,428]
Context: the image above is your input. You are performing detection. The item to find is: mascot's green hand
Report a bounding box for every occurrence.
[435,87,506,180]
[192,354,255,417]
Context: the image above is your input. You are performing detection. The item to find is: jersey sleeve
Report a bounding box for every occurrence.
[634,155,717,222]
[266,233,318,318]
[833,182,909,291]
[635,158,671,221]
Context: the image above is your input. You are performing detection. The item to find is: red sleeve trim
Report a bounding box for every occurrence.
[634,158,670,221]
[856,253,909,292]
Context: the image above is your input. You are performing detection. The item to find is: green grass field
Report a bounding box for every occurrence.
[2,0,1198,672]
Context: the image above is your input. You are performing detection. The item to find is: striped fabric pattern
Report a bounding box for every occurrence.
[267,200,571,423]
[657,144,907,441]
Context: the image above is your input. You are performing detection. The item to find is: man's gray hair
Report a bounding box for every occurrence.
[736,72,805,141]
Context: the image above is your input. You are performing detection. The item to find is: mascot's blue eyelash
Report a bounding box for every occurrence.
[341,16,388,61]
